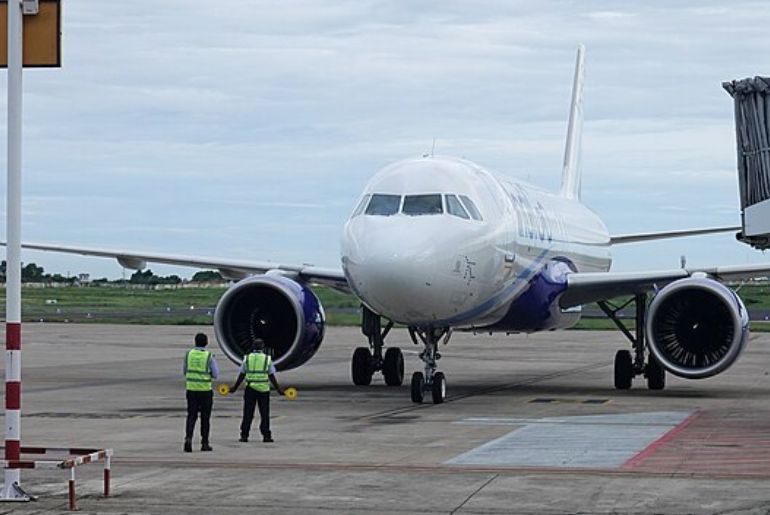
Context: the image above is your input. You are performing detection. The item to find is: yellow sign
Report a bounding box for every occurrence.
[0,0,61,68]
[284,387,298,400]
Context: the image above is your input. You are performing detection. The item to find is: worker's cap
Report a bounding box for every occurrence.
[195,333,208,347]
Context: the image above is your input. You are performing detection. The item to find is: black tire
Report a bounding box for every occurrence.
[383,347,404,386]
[410,371,424,403]
[646,355,666,391]
[614,349,633,390]
[431,372,446,404]
[351,347,373,386]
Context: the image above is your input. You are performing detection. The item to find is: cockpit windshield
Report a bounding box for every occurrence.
[445,194,470,219]
[365,194,401,216]
[357,192,483,220]
[351,194,370,218]
[402,194,443,216]
[459,195,483,221]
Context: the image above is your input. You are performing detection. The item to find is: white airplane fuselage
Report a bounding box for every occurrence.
[341,156,611,331]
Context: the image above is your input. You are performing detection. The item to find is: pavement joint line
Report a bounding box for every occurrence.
[111,458,770,480]
[449,473,498,515]
[455,418,689,427]
[356,360,610,421]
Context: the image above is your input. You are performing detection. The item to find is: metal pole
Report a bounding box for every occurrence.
[2,0,27,501]
[103,455,111,497]
[68,467,76,511]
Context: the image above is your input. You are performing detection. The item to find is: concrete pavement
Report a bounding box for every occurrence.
[2,324,770,514]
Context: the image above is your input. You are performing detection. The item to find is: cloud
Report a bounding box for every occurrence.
[2,0,769,277]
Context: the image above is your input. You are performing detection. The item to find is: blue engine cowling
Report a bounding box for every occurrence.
[646,276,749,379]
[214,275,325,371]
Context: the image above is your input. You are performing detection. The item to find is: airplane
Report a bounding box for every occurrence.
[9,46,766,404]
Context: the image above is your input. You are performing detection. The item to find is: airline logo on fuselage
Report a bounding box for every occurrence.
[509,183,567,243]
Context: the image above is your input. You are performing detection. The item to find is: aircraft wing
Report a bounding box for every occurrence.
[5,242,350,292]
[609,225,740,244]
[561,263,770,308]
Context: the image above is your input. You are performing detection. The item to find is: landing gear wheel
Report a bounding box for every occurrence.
[410,372,424,403]
[646,355,666,391]
[614,349,633,390]
[351,347,373,386]
[431,372,446,404]
[382,347,404,386]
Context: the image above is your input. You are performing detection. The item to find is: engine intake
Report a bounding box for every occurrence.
[646,277,749,379]
[214,275,325,371]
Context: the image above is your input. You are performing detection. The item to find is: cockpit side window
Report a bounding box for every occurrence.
[365,194,401,216]
[459,195,483,221]
[445,194,470,219]
[351,194,371,218]
[402,194,443,216]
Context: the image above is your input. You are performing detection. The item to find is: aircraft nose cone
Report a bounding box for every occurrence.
[342,218,459,324]
[346,241,435,315]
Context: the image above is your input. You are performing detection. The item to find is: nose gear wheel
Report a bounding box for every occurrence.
[409,326,451,404]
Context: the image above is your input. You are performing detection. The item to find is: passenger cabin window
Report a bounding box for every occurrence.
[365,194,401,216]
[459,195,483,221]
[445,194,470,219]
[351,194,370,218]
[402,194,443,216]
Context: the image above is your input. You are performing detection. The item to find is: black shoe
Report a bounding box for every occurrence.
[263,436,274,443]
[238,437,248,443]
[201,443,213,452]
[183,439,192,453]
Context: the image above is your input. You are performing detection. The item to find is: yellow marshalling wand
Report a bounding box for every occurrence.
[217,384,230,396]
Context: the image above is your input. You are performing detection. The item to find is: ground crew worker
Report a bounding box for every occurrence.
[230,339,285,443]
[183,333,219,452]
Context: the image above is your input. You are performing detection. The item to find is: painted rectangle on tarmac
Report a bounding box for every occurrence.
[446,411,692,469]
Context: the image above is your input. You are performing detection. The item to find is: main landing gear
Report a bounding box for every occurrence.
[598,293,665,391]
[351,307,404,387]
[408,326,451,404]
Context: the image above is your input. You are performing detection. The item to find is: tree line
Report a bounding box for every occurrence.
[0,261,223,285]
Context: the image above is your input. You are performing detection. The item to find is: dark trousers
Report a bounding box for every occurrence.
[240,387,271,439]
[185,390,213,443]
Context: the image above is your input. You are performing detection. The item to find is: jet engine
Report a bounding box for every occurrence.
[646,277,749,379]
[214,275,325,371]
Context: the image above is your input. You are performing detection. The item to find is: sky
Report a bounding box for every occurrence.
[1,0,770,279]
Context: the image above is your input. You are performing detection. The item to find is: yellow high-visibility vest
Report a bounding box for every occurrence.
[245,352,271,392]
[185,349,212,391]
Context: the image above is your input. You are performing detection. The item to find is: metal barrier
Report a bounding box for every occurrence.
[1,446,112,511]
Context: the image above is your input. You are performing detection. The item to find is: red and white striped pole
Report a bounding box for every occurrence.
[2,0,28,501]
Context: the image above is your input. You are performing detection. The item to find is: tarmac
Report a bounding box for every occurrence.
[2,324,770,514]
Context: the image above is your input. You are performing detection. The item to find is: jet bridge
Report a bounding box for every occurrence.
[724,76,770,250]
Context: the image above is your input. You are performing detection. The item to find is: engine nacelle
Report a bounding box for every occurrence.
[646,277,749,379]
[214,275,325,371]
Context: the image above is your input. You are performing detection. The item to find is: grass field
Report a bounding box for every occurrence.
[0,285,359,325]
[0,283,768,331]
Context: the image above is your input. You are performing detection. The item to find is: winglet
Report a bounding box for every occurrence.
[560,45,586,200]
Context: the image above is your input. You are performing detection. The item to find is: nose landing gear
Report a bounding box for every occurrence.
[409,327,451,404]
